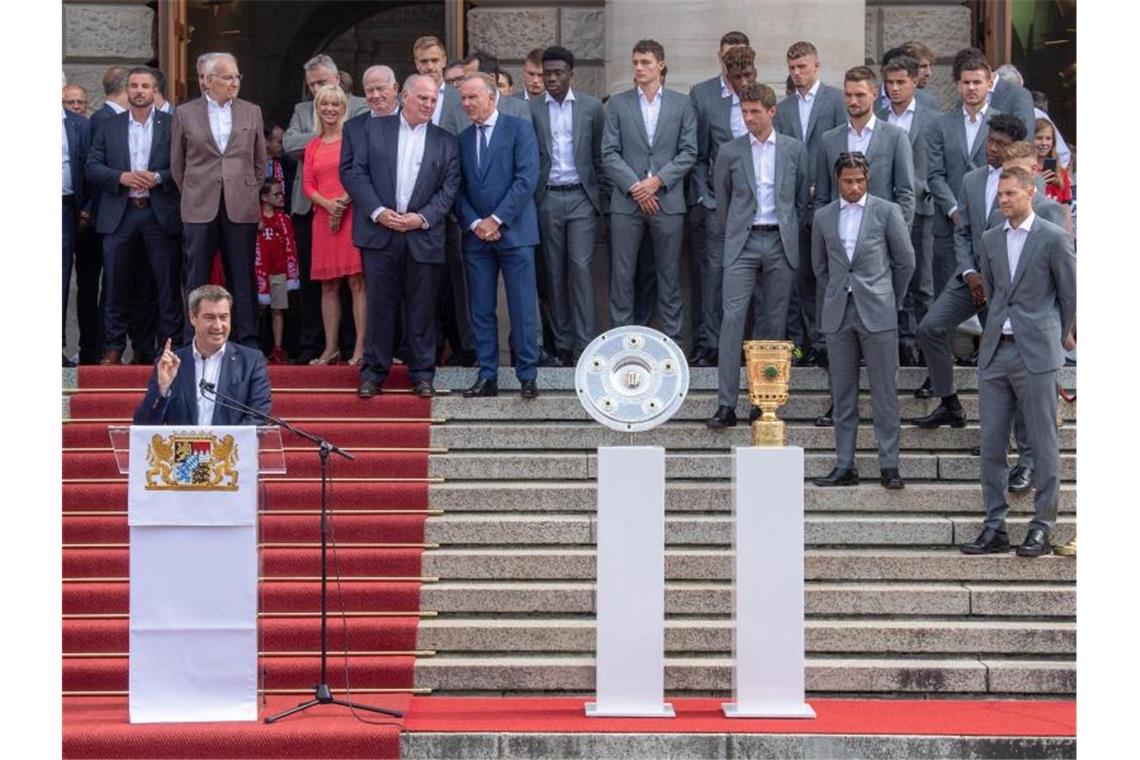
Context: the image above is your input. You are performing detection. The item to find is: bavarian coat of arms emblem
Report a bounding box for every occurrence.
[145,432,240,490]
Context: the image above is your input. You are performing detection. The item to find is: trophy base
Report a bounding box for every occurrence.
[751,419,785,447]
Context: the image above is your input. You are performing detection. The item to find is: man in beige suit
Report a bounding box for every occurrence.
[171,52,266,348]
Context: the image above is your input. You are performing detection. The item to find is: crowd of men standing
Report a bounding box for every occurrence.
[62,31,1075,556]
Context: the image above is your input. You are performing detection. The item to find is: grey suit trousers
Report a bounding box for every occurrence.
[686,204,707,347]
[786,222,821,350]
[932,227,957,298]
[979,339,1059,534]
[716,229,794,406]
[827,296,901,470]
[898,213,934,344]
[699,207,727,352]
[539,187,599,353]
[610,210,685,341]
[917,279,1034,469]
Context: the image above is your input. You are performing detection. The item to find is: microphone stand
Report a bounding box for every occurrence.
[199,381,402,722]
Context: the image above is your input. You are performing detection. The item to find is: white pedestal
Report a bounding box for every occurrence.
[586,446,675,718]
[722,446,815,719]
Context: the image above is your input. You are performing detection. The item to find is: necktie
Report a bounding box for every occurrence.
[478,124,489,170]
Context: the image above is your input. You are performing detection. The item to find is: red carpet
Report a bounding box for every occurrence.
[64,365,432,757]
[401,696,1076,737]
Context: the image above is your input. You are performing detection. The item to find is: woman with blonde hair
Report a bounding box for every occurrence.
[303,83,366,365]
[1033,118,1072,210]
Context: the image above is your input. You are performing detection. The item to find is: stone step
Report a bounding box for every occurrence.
[414,655,1075,695]
[422,581,1075,617]
[422,548,1077,583]
[429,452,1077,482]
[432,366,1076,393]
[424,514,1077,547]
[430,481,1078,514]
[402,732,1076,760]
[432,422,1075,451]
[416,618,1075,655]
[433,392,1078,424]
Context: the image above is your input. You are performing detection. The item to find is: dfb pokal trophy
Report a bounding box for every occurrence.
[743,340,794,447]
[576,326,687,718]
[724,339,814,719]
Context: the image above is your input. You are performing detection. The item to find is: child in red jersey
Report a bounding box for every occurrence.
[255,179,300,363]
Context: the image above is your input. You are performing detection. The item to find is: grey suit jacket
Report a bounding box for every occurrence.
[987,78,1036,140]
[601,87,698,216]
[713,132,809,269]
[687,75,722,206]
[874,101,940,217]
[530,90,605,214]
[954,168,1067,276]
[978,215,1075,374]
[282,94,369,215]
[815,119,916,225]
[774,82,847,198]
[927,106,1000,232]
[447,90,533,135]
[690,74,739,210]
[811,194,915,334]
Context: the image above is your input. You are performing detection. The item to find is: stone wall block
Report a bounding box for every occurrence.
[560,7,604,60]
[64,3,154,60]
[881,5,971,58]
[467,8,557,61]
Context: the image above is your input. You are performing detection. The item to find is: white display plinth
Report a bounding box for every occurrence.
[586,446,675,718]
[722,446,816,719]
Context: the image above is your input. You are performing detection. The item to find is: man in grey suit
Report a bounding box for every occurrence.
[961,167,1074,557]
[282,54,369,363]
[602,39,698,343]
[705,83,809,429]
[531,46,605,363]
[876,55,940,366]
[926,48,997,299]
[687,30,751,366]
[811,153,915,489]
[972,48,1037,138]
[773,40,848,365]
[691,44,758,367]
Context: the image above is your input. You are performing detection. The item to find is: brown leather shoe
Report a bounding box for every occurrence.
[99,350,122,366]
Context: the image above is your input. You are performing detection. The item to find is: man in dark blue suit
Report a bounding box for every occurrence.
[86,67,183,366]
[134,285,271,426]
[454,73,542,399]
[63,101,91,366]
[341,74,461,399]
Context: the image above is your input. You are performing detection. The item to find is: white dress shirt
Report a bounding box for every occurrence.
[839,194,867,264]
[984,164,1002,219]
[638,85,662,147]
[470,109,503,229]
[192,341,227,426]
[720,77,746,139]
[1000,211,1035,335]
[796,79,821,139]
[395,113,428,214]
[750,130,778,226]
[886,97,916,134]
[846,114,876,155]
[62,110,73,196]
[127,107,156,198]
[963,102,989,156]
[106,101,127,115]
[545,89,581,185]
[207,96,234,153]
[431,82,446,126]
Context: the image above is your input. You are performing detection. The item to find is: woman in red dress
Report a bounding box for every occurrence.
[304,84,366,365]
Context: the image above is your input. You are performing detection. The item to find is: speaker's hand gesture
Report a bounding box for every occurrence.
[156,339,180,397]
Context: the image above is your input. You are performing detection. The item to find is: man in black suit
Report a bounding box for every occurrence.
[86,67,184,366]
[134,285,270,426]
[341,74,461,399]
[63,100,91,367]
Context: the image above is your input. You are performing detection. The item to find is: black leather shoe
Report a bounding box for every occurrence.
[357,379,381,399]
[703,350,718,367]
[913,403,967,429]
[412,380,434,398]
[445,349,477,367]
[1016,528,1052,557]
[519,379,539,399]
[899,344,919,367]
[804,347,828,367]
[913,377,934,399]
[813,467,859,487]
[880,468,905,489]
[1007,465,1033,493]
[749,405,761,423]
[463,377,499,398]
[688,349,712,367]
[814,404,833,427]
[961,527,1010,555]
[706,405,737,429]
[557,349,574,367]
[291,350,319,365]
[539,351,565,367]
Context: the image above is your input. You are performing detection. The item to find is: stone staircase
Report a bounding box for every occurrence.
[416,365,1077,697]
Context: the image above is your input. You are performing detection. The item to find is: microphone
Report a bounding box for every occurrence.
[199,378,216,394]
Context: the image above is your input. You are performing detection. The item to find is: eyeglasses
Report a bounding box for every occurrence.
[210,73,243,83]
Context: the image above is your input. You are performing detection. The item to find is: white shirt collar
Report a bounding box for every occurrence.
[796,79,821,102]
[192,339,228,362]
[476,108,499,129]
[840,194,868,210]
[988,163,1003,176]
[720,76,732,98]
[1003,211,1036,233]
[748,129,777,147]
[637,85,662,104]
[892,97,916,116]
[544,88,576,105]
[849,113,877,135]
[399,111,426,131]
[106,100,127,114]
[963,102,988,121]
[129,106,155,127]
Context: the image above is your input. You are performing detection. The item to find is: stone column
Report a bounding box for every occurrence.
[63,0,156,109]
[604,0,865,95]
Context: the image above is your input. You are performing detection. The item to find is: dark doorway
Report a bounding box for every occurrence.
[185,0,446,127]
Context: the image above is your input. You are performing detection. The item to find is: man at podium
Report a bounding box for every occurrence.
[133,284,272,425]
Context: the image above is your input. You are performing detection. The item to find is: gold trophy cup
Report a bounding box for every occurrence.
[743,340,795,447]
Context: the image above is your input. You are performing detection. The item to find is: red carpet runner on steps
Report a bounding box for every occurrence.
[63,365,430,759]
